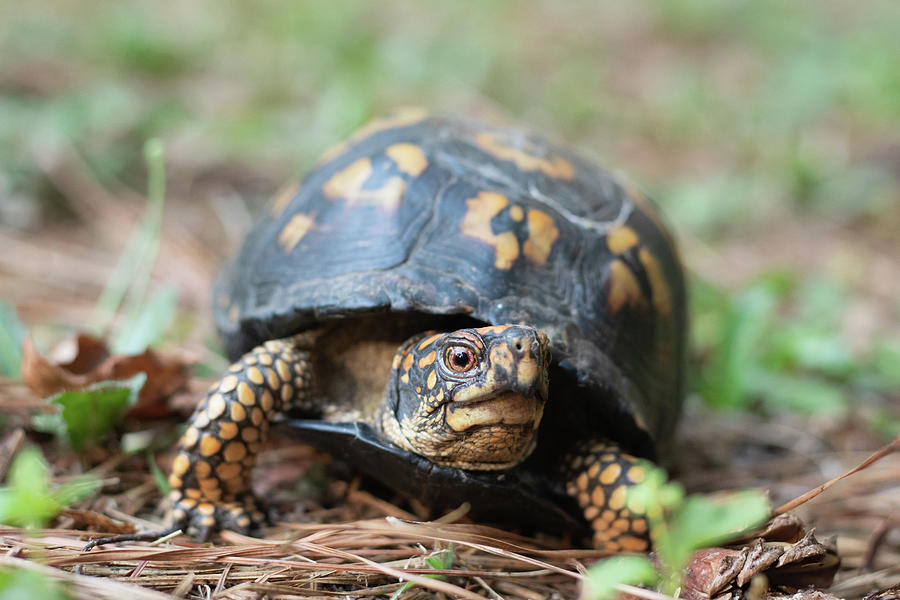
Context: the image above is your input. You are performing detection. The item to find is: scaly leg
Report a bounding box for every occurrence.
[168,337,313,540]
[563,440,651,553]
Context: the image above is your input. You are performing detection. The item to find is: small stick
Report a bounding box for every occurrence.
[774,434,900,516]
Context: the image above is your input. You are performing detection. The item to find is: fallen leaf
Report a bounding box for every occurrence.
[22,334,189,418]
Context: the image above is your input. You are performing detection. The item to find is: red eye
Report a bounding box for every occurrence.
[445,346,476,372]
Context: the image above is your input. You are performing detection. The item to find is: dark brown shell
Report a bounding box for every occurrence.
[214,113,686,456]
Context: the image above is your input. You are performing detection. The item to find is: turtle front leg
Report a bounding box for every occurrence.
[563,440,651,553]
[168,337,313,539]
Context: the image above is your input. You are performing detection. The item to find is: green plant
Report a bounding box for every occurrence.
[0,446,99,529]
[390,545,453,599]
[32,374,144,451]
[582,464,769,599]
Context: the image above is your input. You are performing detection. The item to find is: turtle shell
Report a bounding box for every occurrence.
[214,113,686,461]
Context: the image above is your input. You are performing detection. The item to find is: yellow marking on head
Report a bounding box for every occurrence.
[426,369,437,390]
[199,434,222,457]
[265,368,279,391]
[417,333,443,351]
[278,213,315,252]
[639,248,672,315]
[608,485,627,510]
[392,353,402,369]
[607,259,647,313]
[461,191,519,270]
[219,422,238,440]
[386,143,428,176]
[418,350,436,368]
[489,342,515,374]
[599,463,622,485]
[522,209,559,266]
[606,225,640,254]
[172,454,190,477]
[402,351,414,372]
[476,133,575,179]
[400,372,410,384]
[591,486,606,509]
[270,181,299,218]
[257,352,273,366]
[477,325,510,335]
[509,205,524,222]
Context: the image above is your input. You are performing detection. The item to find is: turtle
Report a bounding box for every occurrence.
[167,111,687,552]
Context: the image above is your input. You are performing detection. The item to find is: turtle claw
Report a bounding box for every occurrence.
[171,495,269,540]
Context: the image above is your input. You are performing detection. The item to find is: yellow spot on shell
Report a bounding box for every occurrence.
[385,143,428,176]
[608,486,627,510]
[315,108,428,166]
[270,181,299,218]
[323,158,372,200]
[402,352,414,372]
[418,350,436,368]
[278,213,315,252]
[476,132,575,179]
[639,248,672,315]
[607,259,646,313]
[275,360,291,382]
[427,369,437,390]
[591,486,605,509]
[181,426,199,448]
[522,209,559,266]
[606,225,639,254]
[460,191,519,270]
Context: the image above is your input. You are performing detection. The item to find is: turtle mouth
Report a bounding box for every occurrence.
[445,391,545,432]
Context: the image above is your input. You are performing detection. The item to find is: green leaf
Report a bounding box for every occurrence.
[0,302,25,378]
[0,568,72,600]
[0,446,99,529]
[34,374,145,451]
[583,555,658,600]
[111,285,178,355]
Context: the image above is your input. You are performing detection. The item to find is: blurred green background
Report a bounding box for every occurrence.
[1,0,898,433]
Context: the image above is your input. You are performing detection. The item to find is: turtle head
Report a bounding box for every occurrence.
[379,324,550,470]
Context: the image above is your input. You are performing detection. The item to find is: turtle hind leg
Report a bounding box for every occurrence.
[563,440,651,553]
[168,336,314,538]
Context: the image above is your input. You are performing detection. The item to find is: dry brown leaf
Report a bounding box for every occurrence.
[21,334,190,418]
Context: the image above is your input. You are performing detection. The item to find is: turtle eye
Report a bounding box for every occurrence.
[445,346,476,373]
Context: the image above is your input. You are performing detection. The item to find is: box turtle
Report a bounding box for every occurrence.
[169,111,687,552]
